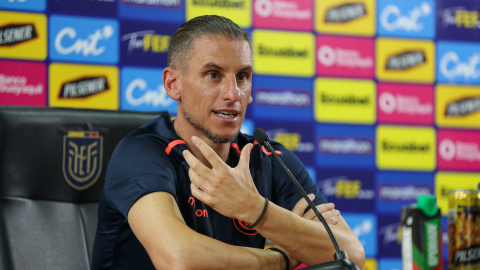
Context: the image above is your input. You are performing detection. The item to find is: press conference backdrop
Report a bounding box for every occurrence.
[1,0,480,269]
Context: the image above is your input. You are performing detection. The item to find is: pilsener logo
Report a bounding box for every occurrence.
[376,38,435,83]
[314,78,376,124]
[0,11,46,60]
[50,15,119,64]
[438,130,480,172]
[253,0,312,31]
[437,41,480,85]
[436,85,480,129]
[49,63,119,110]
[436,1,480,42]
[376,125,436,171]
[186,0,252,28]
[253,30,314,77]
[435,172,480,215]
[315,0,376,36]
[378,0,435,39]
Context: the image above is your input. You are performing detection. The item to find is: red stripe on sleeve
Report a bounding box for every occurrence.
[165,140,186,155]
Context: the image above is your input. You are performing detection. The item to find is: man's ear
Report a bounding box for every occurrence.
[163,67,181,101]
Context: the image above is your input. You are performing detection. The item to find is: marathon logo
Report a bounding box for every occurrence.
[382,140,430,152]
[386,50,426,70]
[59,77,109,98]
[258,45,308,58]
[192,0,244,8]
[445,97,480,116]
[325,3,366,23]
[255,88,311,107]
[378,183,431,201]
[122,0,182,8]
[0,23,37,46]
[320,92,369,105]
[318,137,373,155]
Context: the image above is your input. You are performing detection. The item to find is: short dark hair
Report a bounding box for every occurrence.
[167,15,252,72]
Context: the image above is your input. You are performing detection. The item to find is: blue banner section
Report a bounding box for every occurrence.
[251,75,313,122]
[120,66,177,114]
[240,118,255,136]
[316,169,375,212]
[436,0,480,42]
[49,15,119,64]
[376,171,434,214]
[48,0,117,17]
[437,41,480,85]
[118,0,185,23]
[442,216,448,262]
[256,121,315,165]
[0,0,46,12]
[306,166,316,184]
[120,20,179,67]
[378,258,402,270]
[315,124,375,168]
[378,0,436,39]
[377,215,401,258]
[342,213,377,257]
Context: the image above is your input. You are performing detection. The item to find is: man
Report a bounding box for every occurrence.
[92,15,365,270]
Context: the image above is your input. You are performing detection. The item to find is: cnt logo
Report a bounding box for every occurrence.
[55,25,114,56]
[440,49,480,81]
[379,91,432,116]
[255,0,311,20]
[125,78,173,107]
[380,2,432,33]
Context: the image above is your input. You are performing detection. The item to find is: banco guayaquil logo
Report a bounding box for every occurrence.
[63,131,102,190]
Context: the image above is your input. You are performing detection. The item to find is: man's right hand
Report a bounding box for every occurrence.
[291,194,340,224]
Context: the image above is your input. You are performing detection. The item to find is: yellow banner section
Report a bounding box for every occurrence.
[49,63,119,110]
[435,172,480,215]
[376,38,435,83]
[0,11,47,61]
[253,30,315,77]
[314,78,376,124]
[436,84,480,129]
[186,0,252,28]
[365,259,377,270]
[376,125,436,171]
[315,0,376,36]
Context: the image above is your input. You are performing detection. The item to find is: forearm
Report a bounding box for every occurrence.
[252,202,365,269]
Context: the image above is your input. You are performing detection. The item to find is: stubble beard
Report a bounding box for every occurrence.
[182,104,239,144]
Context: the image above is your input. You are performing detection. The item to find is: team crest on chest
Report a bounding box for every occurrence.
[233,219,258,235]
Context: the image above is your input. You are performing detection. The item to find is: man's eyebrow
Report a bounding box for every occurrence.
[239,65,253,72]
[201,62,224,70]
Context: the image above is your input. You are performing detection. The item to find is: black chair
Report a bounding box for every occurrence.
[0,106,165,270]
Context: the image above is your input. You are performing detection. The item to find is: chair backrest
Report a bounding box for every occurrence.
[0,106,165,270]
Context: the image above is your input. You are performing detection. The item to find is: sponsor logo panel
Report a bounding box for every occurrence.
[120,20,178,67]
[437,41,480,85]
[435,172,480,215]
[253,0,313,31]
[376,38,435,83]
[316,35,374,78]
[342,213,377,257]
[253,30,315,77]
[315,124,375,168]
[0,0,46,12]
[377,83,434,125]
[48,0,117,17]
[438,129,480,172]
[436,0,480,42]
[186,0,252,28]
[0,60,46,106]
[378,259,402,270]
[118,0,185,23]
[49,15,119,64]
[436,84,480,129]
[316,169,375,212]
[0,11,47,61]
[376,171,434,214]
[257,121,314,165]
[251,75,313,121]
[314,78,376,124]
[120,67,176,114]
[315,0,376,37]
[49,63,119,110]
[365,259,377,270]
[376,125,436,171]
[377,0,435,39]
[377,215,402,257]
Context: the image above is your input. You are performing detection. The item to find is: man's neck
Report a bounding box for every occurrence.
[174,115,230,168]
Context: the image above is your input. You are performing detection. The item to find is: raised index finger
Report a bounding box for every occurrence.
[191,136,226,170]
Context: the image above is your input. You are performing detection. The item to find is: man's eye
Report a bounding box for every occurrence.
[208,72,218,79]
[237,73,246,81]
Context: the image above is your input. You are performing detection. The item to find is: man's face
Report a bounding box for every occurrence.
[179,35,253,144]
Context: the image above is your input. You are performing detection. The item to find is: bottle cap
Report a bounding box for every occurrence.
[417,195,438,217]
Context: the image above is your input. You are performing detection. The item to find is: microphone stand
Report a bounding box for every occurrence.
[254,128,360,270]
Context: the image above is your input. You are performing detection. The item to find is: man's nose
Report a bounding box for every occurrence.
[221,75,240,101]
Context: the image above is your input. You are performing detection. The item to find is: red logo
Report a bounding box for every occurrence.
[233,219,258,235]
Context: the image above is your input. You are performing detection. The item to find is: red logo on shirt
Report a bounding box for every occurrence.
[233,219,258,235]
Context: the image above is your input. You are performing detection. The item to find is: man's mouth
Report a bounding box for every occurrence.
[213,110,238,119]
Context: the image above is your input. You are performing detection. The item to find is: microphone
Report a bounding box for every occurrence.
[253,128,360,270]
